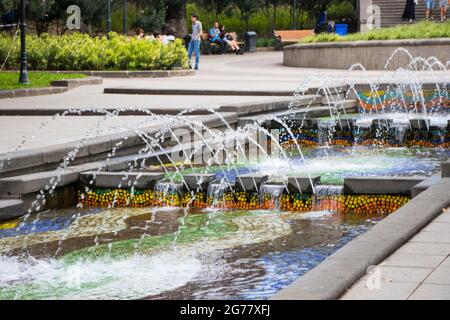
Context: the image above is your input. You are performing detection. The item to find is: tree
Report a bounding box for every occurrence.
[165,0,187,35]
[232,0,262,31]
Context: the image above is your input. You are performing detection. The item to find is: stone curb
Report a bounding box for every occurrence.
[0,86,68,99]
[104,88,297,96]
[271,178,450,300]
[0,77,102,100]
[51,69,195,78]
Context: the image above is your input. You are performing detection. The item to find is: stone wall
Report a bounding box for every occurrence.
[283,39,450,70]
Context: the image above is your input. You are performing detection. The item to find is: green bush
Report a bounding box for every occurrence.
[0,32,189,71]
[327,1,356,21]
[301,21,450,43]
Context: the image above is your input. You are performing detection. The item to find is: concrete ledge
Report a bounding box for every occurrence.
[0,77,102,99]
[104,88,296,96]
[80,172,165,189]
[0,87,68,99]
[0,200,25,220]
[236,174,269,192]
[182,174,216,191]
[411,176,441,198]
[443,161,450,178]
[219,96,321,116]
[284,38,450,70]
[343,176,425,195]
[50,77,103,88]
[0,112,238,178]
[272,178,450,300]
[288,176,320,193]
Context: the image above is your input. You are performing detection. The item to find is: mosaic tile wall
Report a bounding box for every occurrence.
[357,90,450,112]
[79,188,409,215]
[280,127,450,149]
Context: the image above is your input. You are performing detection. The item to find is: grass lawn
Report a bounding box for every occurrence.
[301,21,450,43]
[0,72,87,90]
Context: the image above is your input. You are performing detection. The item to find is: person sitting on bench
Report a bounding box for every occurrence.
[209,22,226,54]
[220,25,243,55]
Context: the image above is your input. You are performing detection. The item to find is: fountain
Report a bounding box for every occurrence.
[0,49,448,300]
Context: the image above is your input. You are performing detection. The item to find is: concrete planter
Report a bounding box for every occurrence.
[283,38,450,70]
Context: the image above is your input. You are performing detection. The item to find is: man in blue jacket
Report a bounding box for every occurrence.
[209,22,226,54]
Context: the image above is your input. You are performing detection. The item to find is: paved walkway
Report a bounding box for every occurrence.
[342,207,450,300]
[1,52,448,111]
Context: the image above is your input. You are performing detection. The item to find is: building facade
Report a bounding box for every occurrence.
[359,0,427,32]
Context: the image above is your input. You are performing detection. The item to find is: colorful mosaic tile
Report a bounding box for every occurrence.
[357,90,450,112]
[78,188,409,215]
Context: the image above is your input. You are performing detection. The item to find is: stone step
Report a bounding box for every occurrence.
[181,174,216,191]
[0,199,25,221]
[236,174,269,192]
[79,172,166,190]
[288,176,320,193]
[0,170,79,196]
[343,176,426,195]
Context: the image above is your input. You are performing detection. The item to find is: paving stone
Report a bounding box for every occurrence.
[424,266,450,285]
[342,280,419,300]
[410,231,450,244]
[422,222,450,233]
[381,253,446,269]
[376,266,434,284]
[395,242,450,257]
[408,284,450,300]
[435,211,450,223]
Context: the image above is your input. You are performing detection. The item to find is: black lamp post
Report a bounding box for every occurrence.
[19,0,28,84]
[123,0,127,35]
[107,0,112,36]
[292,0,297,30]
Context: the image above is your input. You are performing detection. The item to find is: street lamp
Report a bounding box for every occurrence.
[19,0,28,84]
[123,0,127,35]
[292,0,297,30]
[107,0,112,36]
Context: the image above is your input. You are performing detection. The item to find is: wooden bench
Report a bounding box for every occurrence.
[274,30,314,49]
[201,32,243,55]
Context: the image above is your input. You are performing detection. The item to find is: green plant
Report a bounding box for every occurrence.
[0,72,86,90]
[327,0,356,21]
[301,21,450,43]
[0,32,189,71]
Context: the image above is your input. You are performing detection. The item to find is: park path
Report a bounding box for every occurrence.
[342,208,450,300]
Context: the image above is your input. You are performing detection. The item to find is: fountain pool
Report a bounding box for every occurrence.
[0,207,383,300]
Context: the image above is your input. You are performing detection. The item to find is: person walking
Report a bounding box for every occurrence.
[425,0,435,20]
[402,0,418,23]
[188,14,203,70]
[439,0,449,21]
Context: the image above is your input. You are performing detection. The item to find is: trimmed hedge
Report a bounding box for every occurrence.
[301,21,450,43]
[0,32,189,71]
